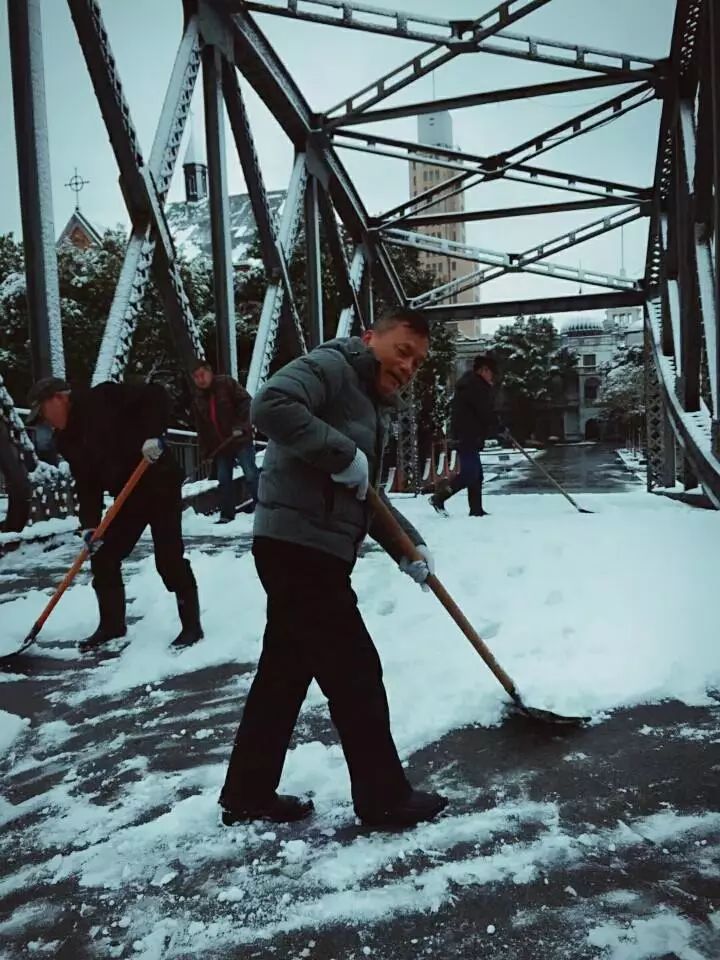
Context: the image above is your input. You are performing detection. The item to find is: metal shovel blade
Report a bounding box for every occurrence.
[511,694,589,726]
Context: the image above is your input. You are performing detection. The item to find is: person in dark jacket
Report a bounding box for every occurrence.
[191,361,259,523]
[219,308,448,830]
[27,377,204,652]
[431,354,506,517]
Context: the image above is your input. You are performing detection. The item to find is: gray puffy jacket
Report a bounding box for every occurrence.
[252,337,425,563]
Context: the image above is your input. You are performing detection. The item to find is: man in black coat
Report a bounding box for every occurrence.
[431,355,506,517]
[27,377,203,652]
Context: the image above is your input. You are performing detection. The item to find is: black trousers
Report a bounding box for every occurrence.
[90,477,195,599]
[220,537,412,817]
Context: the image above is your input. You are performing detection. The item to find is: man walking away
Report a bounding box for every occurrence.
[27,377,204,652]
[219,308,448,830]
[191,361,259,523]
[431,354,506,517]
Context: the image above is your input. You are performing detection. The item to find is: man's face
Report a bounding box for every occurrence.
[192,366,214,390]
[41,393,71,430]
[478,365,495,386]
[362,323,429,398]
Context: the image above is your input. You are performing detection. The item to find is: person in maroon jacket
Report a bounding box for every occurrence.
[191,361,259,523]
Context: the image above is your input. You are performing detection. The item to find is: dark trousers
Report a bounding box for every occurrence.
[215,444,259,520]
[449,445,484,515]
[220,537,412,817]
[91,477,196,608]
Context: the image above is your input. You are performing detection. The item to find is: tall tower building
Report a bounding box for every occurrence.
[409,112,481,338]
[183,123,208,203]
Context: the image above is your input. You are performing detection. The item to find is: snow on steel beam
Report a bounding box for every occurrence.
[338,129,646,221]
[247,155,308,395]
[646,295,720,507]
[318,186,365,330]
[68,0,204,376]
[203,45,237,378]
[320,0,554,120]
[501,82,657,168]
[381,83,656,227]
[222,60,281,278]
[395,197,642,229]
[305,176,324,349]
[336,248,369,338]
[328,73,656,130]
[8,0,64,381]
[426,290,645,322]
[383,228,639,294]
[408,205,645,307]
[219,3,404,305]
[91,16,202,384]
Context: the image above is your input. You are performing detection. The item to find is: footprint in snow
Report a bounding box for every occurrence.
[377,599,396,616]
[506,565,525,578]
[545,590,563,606]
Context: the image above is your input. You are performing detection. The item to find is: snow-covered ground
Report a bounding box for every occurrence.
[1,491,719,957]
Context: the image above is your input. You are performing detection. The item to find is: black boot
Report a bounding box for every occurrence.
[221,793,314,825]
[430,480,453,516]
[359,790,448,829]
[468,485,489,517]
[172,581,204,648]
[79,584,127,653]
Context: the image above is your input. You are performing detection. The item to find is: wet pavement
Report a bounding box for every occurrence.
[487,442,644,496]
[1,444,718,959]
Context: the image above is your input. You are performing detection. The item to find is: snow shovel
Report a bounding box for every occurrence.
[367,487,587,726]
[507,434,593,514]
[2,459,150,660]
[183,432,243,485]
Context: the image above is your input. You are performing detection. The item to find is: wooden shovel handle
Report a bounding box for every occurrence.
[29,459,150,638]
[367,487,519,700]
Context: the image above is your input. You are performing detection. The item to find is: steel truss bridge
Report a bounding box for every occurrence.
[1,0,719,529]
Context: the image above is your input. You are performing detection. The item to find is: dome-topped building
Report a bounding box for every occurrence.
[561,316,605,337]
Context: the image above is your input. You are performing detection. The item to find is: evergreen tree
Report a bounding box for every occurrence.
[489,315,576,441]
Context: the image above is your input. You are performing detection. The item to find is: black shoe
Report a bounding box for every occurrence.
[221,793,314,825]
[215,516,233,525]
[359,790,448,829]
[430,493,449,516]
[78,625,127,654]
[171,624,204,648]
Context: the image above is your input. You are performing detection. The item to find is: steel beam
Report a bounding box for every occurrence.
[391,197,643,229]
[384,228,639,294]
[710,0,720,455]
[425,290,645,322]
[317,186,365,327]
[89,12,203,383]
[222,59,281,278]
[220,3,404,308]
[409,205,644,307]
[336,248,368,338]
[247,154,308,394]
[501,82,657,169]
[329,72,657,129]
[8,0,64,380]
[203,44,237,377]
[304,176,324,349]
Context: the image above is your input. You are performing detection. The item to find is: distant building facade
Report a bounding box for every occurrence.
[408,111,481,339]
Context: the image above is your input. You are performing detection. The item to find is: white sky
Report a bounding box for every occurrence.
[0,0,676,324]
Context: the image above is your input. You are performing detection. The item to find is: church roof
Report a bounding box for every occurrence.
[166,190,286,263]
[56,209,104,247]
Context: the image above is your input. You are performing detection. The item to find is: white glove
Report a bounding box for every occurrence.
[399,544,435,592]
[331,448,369,501]
[82,529,103,555]
[141,437,165,463]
